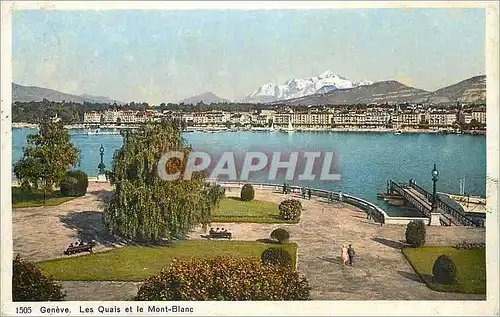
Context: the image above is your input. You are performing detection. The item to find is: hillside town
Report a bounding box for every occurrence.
[82,104,486,132]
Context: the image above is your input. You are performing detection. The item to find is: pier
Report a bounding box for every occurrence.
[385,179,482,227]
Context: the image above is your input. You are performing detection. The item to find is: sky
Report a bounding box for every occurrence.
[12,8,485,104]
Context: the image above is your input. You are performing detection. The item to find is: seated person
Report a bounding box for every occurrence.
[209,228,215,234]
[216,227,220,232]
[221,227,225,232]
[69,243,74,248]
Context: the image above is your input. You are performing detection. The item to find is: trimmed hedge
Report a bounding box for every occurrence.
[240,184,255,202]
[405,219,426,247]
[270,228,290,244]
[13,255,65,301]
[278,199,302,221]
[135,256,310,300]
[59,176,79,197]
[432,255,457,285]
[66,170,89,196]
[261,247,293,268]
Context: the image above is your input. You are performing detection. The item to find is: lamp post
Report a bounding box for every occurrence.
[431,164,439,212]
[98,144,106,175]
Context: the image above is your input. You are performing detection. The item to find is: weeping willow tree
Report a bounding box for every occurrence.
[103,123,224,242]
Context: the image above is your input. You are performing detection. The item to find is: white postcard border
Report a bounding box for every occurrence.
[1,1,498,316]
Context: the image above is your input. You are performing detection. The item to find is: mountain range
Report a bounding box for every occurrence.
[177,73,485,106]
[244,70,373,103]
[181,91,230,105]
[12,73,486,107]
[12,83,121,104]
[268,74,486,106]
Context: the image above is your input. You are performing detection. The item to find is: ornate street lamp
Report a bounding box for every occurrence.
[431,164,439,211]
[98,144,106,175]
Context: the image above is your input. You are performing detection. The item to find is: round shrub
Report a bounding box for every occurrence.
[261,247,293,267]
[405,219,426,247]
[278,199,302,221]
[59,176,79,197]
[432,255,457,285]
[13,255,65,301]
[271,228,290,244]
[240,184,255,202]
[135,256,309,300]
[66,170,89,196]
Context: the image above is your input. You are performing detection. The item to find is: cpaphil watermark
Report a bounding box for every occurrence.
[157,148,341,182]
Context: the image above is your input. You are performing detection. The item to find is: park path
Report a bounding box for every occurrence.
[13,183,122,262]
[188,189,486,300]
[13,184,486,300]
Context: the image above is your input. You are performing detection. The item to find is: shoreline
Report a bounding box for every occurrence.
[11,122,486,135]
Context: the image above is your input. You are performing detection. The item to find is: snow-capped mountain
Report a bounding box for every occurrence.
[245,71,372,102]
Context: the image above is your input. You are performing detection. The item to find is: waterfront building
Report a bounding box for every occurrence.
[84,111,102,123]
[273,112,292,128]
[120,110,139,123]
[292,111,331,128]
[193,112,209,126]
[364,111,391,127]
[103,110,121,123]
[230,113,252,125]
[472,108,487,124]
[398,111,422,127]
[253,115,269,126]
[427,111,457,128]
[460,111,473,124]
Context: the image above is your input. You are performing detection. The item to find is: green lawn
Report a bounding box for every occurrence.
[12,187,75,208]
[402,247,486,294]
[37,240,297,281]
[212,197,298,223]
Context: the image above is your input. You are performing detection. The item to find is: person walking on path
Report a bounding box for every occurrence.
[348,244,355,266]
[341,245,349,265]
[307,187,311,200]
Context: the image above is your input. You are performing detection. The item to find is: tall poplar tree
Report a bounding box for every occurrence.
[104,123,224,242]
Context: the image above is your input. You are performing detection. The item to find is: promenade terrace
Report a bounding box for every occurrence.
[13,182,485,301]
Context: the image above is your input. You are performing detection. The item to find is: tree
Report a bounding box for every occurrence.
[278,199,302,221]
[103,123,224,242]
[405,220,426,247]
[14,121,79,199]
[13,255,65,301]
[432,255,457,285]
[240,184,255,201]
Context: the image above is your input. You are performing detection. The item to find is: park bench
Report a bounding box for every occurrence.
[64,241,96,255]
[208,229,232,240]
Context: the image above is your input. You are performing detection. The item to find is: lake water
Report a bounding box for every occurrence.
[11,128,486,217]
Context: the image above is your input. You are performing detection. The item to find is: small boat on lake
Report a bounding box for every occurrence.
[87,129,120,135]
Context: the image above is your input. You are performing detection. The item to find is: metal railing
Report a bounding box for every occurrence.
[407,181,478,227]
[218,181,389,223]
[390,181,430,217]
[389,180,481,227]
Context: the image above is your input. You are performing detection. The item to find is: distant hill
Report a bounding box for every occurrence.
[275,75,486,106]
[12,83,121,104]
[181,92,230,105]
[425,75,486,105]
[278,80,429,106]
